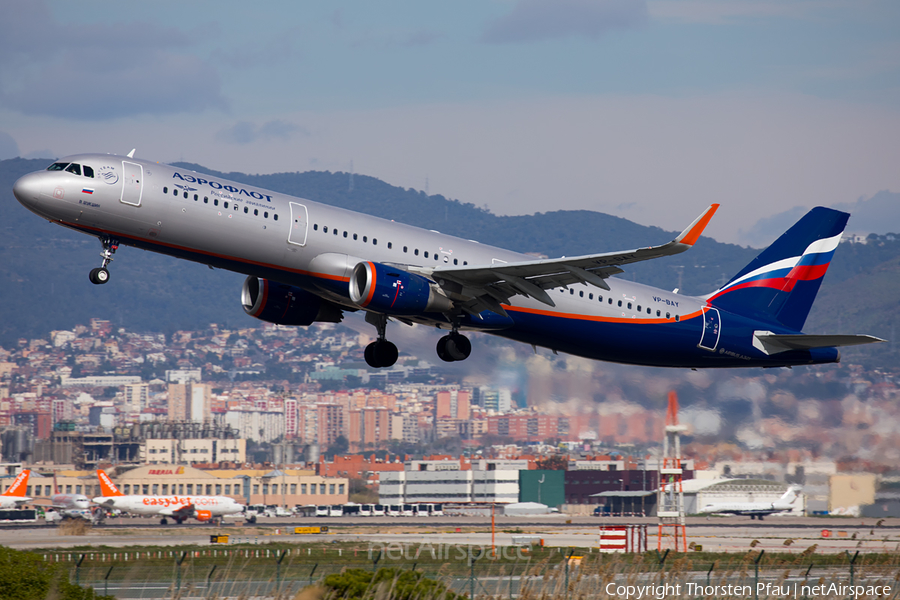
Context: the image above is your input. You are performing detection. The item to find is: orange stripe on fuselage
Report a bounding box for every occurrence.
[504,305,703,324]
[60,222,351,283]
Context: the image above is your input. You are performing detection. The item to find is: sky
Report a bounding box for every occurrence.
[2,0,900,245]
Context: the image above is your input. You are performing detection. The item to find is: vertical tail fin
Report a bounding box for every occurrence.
[706,207,848,331]
[1,469,30,497]
[96,469,123,497]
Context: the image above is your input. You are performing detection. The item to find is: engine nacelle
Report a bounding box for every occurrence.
[242,277,343,326]
[349,261,452,315]
[195,510,212,522]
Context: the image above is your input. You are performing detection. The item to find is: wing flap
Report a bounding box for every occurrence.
[753,331,886,355]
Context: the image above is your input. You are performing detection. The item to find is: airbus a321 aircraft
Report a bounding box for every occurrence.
[93,469,244,525]
[12,152,883,368]
[0,470,32,509]
[700,486,802,520]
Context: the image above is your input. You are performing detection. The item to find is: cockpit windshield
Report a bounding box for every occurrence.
[47,162,94,178]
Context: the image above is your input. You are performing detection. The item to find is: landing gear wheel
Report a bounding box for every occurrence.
[160,517,168,525]
[89,267,110,285]
[437,334,471,362]
[366,340,398,368]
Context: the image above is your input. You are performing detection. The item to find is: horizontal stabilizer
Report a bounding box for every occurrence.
[753,331,885,355]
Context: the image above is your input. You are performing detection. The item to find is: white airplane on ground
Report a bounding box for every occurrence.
[92,469,244,525]
[699,485,802,520]
[40,473,94,521]
[0,470,32,509]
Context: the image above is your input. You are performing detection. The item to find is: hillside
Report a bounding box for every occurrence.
[1,158,895,367]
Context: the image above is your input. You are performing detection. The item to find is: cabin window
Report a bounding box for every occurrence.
[363,236,367,242]
[414,249,419,256]
[637,305,641,312]
[424,251,429,258]
[214,199,219,206]
[194,194,198,201]
[617,300,622,307]
[435,253,439,261]
[244,207,248,214]
[570,289,574,295]
[608,298,612,304]
[264,212,268,218]
[65,163,81,176]
[589,293,593,300]
[403,246,408,252]
[183,192,188,199]
[675,315,680,322]
[174,189,178,196]
[647,307,651,314]
[453,259,458,265]
[344,231,348,238]
[83,166,94,178]
[666,312,671,319]
[224,202,229,209]
[204,197,208,204]
[373,238,377,245]
[313,224,318,230]
[628,303,632,310]
[580,291,584,298]
[353,233,358,240]
[334,228,338,235]
[163,187,168,193]
[387,242,392,249]
[323,225,328,233]
[464,261,468,265]
[656,310,661,316]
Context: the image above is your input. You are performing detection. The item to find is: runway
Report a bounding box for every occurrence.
[2,515,898,554]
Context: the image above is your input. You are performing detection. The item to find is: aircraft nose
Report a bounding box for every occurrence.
[13,172,43,206]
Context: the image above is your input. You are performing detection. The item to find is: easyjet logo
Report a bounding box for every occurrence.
[4,471,27,496]
[141,496,219,507]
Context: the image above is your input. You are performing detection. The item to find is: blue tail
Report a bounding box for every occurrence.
[707,207,848,331]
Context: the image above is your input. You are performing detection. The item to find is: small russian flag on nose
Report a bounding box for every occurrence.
[82,188,94,194]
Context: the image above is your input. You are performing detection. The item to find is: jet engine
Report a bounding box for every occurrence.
[349,261,452,315]
[195,510,212,522]
[242,277,343,326]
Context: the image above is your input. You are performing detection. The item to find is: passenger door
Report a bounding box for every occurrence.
[120,161,143,206]
[288,202,309,246]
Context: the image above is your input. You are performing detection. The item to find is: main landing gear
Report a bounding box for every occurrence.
[89,236,119,285]
[364,313,398,368]
[437,331,471,362]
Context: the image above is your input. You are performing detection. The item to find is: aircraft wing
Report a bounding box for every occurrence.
[158,504,194,518]
[416,204,719,316]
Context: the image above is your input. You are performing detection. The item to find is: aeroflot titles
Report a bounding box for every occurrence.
[141,496,222,507]
[172,172,273,202]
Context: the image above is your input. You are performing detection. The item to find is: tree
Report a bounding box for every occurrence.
[536,455,569,470]
[326,435,349,458]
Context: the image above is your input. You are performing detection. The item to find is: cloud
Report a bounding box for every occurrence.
[482,0,648,43]
[647,0,850,25]
[215,120,308,145]
[0,131,19,160]
[0,0,226,120]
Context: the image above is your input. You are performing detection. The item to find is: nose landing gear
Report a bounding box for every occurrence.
[364,313,398,368]
[89,237,119,285]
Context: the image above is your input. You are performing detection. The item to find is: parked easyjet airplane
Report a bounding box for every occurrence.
[0,470,32,509]
[93,469,244,525]
[12,153,882,368]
